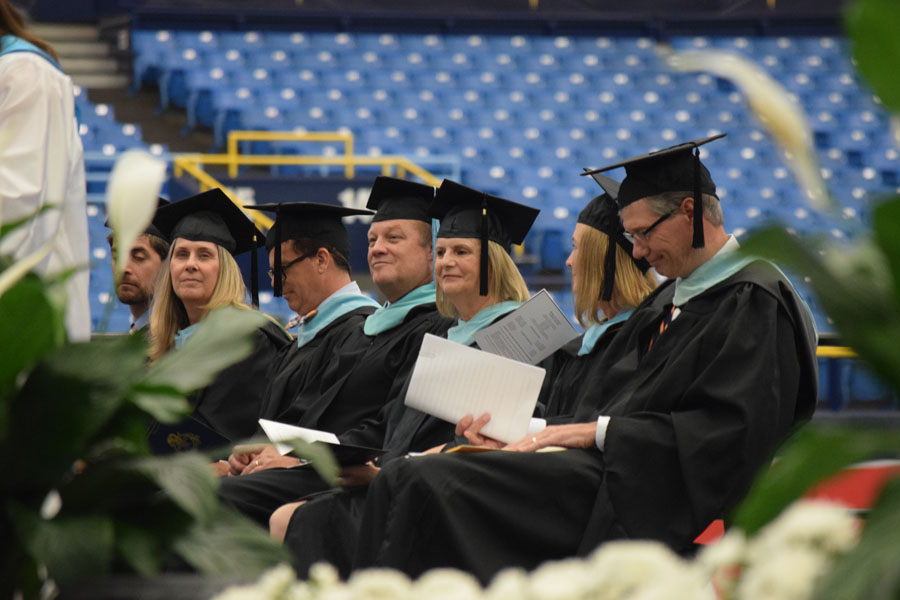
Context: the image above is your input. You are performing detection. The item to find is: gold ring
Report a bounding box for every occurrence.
[255,460,260,466]
[532,437,538,443]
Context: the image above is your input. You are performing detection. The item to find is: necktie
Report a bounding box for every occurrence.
[648,305,676,351]
[129,322,137,334]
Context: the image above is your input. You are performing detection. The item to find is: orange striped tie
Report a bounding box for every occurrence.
[648,305,676,351]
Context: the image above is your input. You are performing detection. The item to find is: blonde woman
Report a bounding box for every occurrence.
[150,189,291,447]
[539,189,658,419]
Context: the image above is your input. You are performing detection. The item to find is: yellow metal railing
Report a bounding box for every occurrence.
[172,129,443,231]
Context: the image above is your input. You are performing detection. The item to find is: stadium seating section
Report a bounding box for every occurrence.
[74,28,897,410]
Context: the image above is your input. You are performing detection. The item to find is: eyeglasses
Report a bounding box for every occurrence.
[266,254,311,281]
[623,211,676,244]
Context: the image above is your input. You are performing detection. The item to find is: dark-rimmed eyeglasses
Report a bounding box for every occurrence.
[266,254,312,281]
[623,211,676,244]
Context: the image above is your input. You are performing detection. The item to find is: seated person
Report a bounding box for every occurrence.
[351,135,819,584]
[105,198,169,335]
[148,189,292,447]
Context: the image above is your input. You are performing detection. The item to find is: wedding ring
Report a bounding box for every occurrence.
[255,459,260,466]
[532,437,538,443]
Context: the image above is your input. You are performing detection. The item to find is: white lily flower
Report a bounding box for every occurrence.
[0,230,57,298]
[105,149,166,280]
[663,47,833,213]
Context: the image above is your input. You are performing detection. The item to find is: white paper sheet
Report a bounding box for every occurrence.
[473,289,578,365]
[404,334,546,444]
[258,418,340,455]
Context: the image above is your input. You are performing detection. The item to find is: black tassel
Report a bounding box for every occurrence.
[273,206,283,298]
[480,194,488,296]
[692,147,705,249]
[601,237,616,302]
[250,233,260,309]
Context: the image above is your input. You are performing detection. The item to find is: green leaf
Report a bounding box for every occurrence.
[2,335,148,493]
[815,478,900,600]
[129,453,220,525]
[172,504,289,575]
[115,521,165,577]
[871,196,900,302]
[9,501,114,585]
[129,386,192,423]
[733,426,900,534]
[143,307,267,394]
[846,0,900,113]
[0,273,65,402]
[285,439,340,487]
[740,228,900,393]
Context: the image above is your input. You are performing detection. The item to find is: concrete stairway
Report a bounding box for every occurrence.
[30,22,129,89]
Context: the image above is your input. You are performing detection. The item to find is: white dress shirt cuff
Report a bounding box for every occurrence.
[595,415,611,451]
[527,418,547,435]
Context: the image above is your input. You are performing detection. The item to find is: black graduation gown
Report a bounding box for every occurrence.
[257,306,376,425]
[282,312,565,577]
[149,319,292,453]
[217,305,452,526]
[353,261,819,584]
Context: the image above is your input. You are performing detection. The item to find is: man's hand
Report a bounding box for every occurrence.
[455,413,504,449]
[337,462,380,488]
[504,422,597,452]
[210,460,231,477]
[236,445,301,476]
[227,448,261,476]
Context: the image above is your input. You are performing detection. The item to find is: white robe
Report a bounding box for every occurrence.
[0,51,90,341]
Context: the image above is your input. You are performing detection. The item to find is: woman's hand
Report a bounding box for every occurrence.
[239,445,301,475]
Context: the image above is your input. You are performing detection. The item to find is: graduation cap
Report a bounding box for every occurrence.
[431,179,539,296]
[244,202,373,297]
[576,181,651,301]
[105,197,170,241]
[366,176,434,223]
[155,188,265,306]
[582,133,725,248]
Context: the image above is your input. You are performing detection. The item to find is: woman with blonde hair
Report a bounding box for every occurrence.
[540,181,657,419]
[149,189,291,447]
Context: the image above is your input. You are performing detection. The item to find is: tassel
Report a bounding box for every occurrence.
[250,233,260,308]
[601,237,616,301]
[274,205,283,297]
[691,147,705,249]
[479,195,489,296]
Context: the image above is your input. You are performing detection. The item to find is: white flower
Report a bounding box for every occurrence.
[256,564,301,598]
[412,568,483,600]
[527,558,595,600]
[308,562,342,590]
[587,540,687,600]
[485,567,530,600]
[346,568,412,599]
[736,546,829,600]
[627,566,711,600]
[696,529,747,576]
[105,149,166,280]
[662,47,832,213]
[747,500,859,563]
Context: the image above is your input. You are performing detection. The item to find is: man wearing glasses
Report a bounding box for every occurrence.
[216,178,453,525]
[353,135,819,583]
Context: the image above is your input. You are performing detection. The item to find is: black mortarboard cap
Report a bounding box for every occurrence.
[105,197,171,241]
[155,188,265,306]
[366,176,434,223]
[577,189,651,302]
[431,179,539,296]
[245,202,373,297]
[582,133,725,248]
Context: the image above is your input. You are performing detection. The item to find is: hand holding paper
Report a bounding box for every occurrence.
[404,334,545,444]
